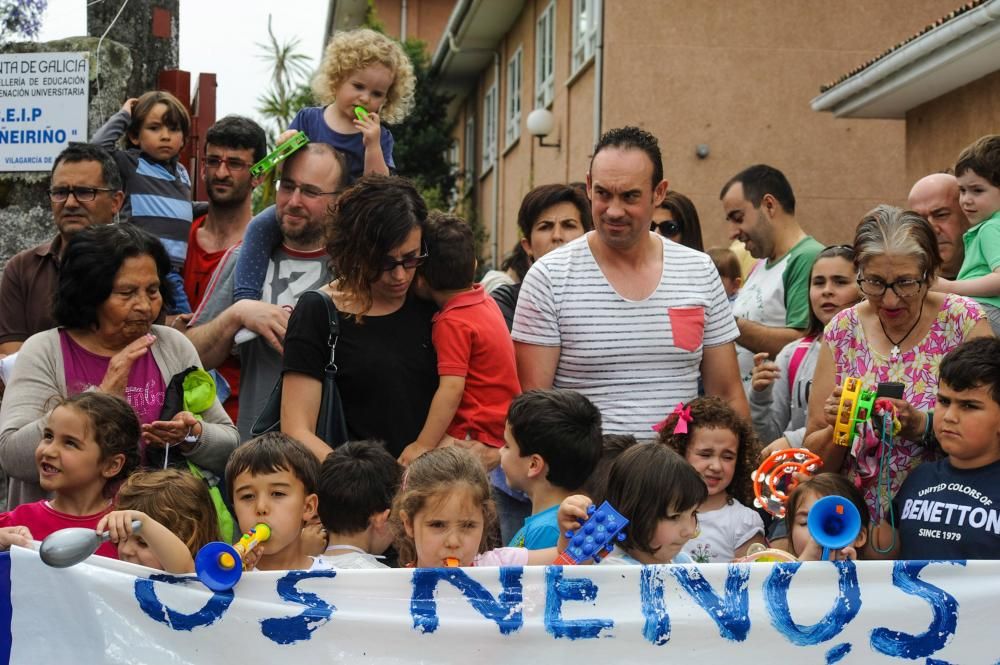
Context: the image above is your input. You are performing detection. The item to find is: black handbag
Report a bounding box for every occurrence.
[250,289,349,448]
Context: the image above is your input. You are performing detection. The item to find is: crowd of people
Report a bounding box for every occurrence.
[0,27,999,576]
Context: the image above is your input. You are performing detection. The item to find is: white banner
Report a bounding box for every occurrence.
[3,547,999,664]
[0,52,89,172]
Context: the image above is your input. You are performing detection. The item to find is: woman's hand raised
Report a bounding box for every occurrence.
[99,333,155,397]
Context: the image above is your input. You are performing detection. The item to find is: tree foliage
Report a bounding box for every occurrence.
[1,0,47,43]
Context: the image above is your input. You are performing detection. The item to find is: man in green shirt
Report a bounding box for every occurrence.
[721,165,823,392]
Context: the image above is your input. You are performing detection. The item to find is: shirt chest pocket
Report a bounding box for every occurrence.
[668,306,705,352]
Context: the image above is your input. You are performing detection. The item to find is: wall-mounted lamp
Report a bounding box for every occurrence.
[527,108,560,149]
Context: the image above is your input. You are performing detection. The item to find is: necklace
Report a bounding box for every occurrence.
[878,311,923,358]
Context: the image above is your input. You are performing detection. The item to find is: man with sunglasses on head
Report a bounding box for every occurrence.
[187,142,348,440]
[0,143,124,357]
[721,164,823,395]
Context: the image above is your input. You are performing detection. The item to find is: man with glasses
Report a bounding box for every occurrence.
[177,116,267,422]
[721,164,823,394]
[187,143,348,440]
[0,143,124,356]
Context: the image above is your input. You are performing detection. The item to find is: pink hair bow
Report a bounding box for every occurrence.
[652,402,692,434]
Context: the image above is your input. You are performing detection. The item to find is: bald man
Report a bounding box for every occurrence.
[908,173,970,280]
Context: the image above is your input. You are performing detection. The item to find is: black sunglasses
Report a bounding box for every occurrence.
[651,220,682,237]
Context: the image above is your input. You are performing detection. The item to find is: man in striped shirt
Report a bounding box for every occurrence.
[513,127,748,438]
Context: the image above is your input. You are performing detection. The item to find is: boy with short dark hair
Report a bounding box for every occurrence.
[937,135,1000,335]
[875,337,1000,559]
[398,212,520,464]
[314,441,402,569]
[500,389,603,548]
[225,432,321,571]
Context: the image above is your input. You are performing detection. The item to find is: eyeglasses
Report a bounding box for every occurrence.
[277,179,338,200]
[204,156,251,172]
[48,186,115,202]
[380,253,429,273]
[857,274,926,298]
[651,220,681,237]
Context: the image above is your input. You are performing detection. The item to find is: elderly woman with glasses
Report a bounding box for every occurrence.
[280,175,438,460]
[805,205,991,533]
[650,190,704,252]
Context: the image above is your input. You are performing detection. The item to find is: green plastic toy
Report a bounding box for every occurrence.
[249,131,309,178]
[354,105,369,121]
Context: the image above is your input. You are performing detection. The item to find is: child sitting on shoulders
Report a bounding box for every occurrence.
[398,212,521,468]
[500,390,602,549]
[935,135,1000,335]
[225,432,321,572]
[598,444,705,565]
[315,441,402,569]
[784,473,868,561]
[92,91,193,315]
[392,446,584,568]
[0,393,139,559]
[658,396,766,562]
[873,337,1000,560]
[97,468,219,573]
[232,27,416,303]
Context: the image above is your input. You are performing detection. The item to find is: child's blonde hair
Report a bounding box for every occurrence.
[115,469,219,555]
[312,28,416,124]
[391,447,496,566]
[657,396,758,506]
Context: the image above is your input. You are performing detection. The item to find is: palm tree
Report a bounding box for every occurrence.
[253,15,315,210]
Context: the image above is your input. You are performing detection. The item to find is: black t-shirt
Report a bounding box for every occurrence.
[283,293,438,457]
[490,282,521,332]
[892,457,1000,560]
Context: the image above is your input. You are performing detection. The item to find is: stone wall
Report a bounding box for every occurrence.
[0,37,131,270]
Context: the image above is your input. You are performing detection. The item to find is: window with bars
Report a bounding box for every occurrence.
[481,83,497,173]
[571,0,598,73]
[534,1,555,108]
[505,46,523,148]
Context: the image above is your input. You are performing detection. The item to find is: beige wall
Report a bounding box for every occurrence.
[462,0,962,261]
[905,69,1000,185]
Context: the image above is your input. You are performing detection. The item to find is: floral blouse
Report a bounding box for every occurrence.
[824,293,985,519]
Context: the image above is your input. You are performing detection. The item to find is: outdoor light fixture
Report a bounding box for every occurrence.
[527,108,560,149]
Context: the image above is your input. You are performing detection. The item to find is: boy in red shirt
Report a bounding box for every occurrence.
[398,212,521,466]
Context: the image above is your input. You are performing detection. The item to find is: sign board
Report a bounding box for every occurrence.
[0,52,89,172]
[2,547,999,663]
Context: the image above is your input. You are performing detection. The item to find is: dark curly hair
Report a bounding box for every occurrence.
[656,396,758,507]
[590,126,663,189]
[54,224,174,330]
[326,175,427,317]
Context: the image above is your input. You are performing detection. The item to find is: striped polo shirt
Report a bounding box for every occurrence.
[513,233,738,438]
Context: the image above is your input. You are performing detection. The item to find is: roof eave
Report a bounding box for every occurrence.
[811,0,1000,118]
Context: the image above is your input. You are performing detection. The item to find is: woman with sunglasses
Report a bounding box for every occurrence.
[650,190,705,252]
[280,175,438,459]
[805,205,991,531]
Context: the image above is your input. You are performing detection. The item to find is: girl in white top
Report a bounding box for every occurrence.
[658,397,766,562]
[750,246,862,454]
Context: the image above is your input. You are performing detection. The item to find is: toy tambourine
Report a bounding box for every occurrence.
[751,448,823,517]
[833,377,877,448]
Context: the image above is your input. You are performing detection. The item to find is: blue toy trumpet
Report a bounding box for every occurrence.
[807,495,861,561]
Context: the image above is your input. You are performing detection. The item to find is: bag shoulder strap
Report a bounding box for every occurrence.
[787,336,816,391]
[302,289,340,370]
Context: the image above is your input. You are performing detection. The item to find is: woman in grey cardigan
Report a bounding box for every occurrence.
[0,225,238,509]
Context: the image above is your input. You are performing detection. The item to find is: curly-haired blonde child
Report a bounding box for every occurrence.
[657,396,766,562]
[97,468,219,573]
[232,28,416,302]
